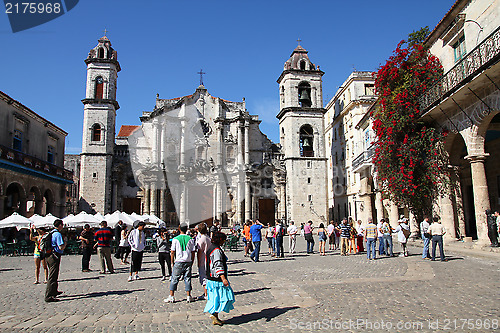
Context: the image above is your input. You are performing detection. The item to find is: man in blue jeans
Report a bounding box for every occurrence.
[249,220,264,262]
[364,218,377,260]
[275,221,284,258]
[420,217,431,259]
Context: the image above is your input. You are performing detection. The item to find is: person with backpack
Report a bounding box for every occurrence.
[275,220,285,258]
[29,226,48,284]
[381,219,394,257]
[45,219,66,302]
[394,218,410,257]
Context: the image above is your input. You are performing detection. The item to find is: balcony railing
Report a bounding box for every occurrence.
[0,144,73,182]
[352,145,376,170]
[419,25,500,113]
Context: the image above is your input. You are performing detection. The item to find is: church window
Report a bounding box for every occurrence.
[197,146,204,160]
[226,146,234,162]
[307,161,312,168]
[308,195,312,202]
[91,124,102,142]
[299,124,314,157]
[300,60,306,70]
[95,76,104,100]
[307,177,311,184]
[298,82,312,108]
[13,129,23,151]
[98,47,105,58]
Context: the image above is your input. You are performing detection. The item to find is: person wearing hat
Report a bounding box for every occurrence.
[393,218,410,257]
[128,221,146,281]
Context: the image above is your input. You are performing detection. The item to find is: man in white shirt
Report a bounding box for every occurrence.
[377,219,386,255]
[164,224,197,303]
[287,221,298,254]
[420,217,431,259]
[428,216,447,262]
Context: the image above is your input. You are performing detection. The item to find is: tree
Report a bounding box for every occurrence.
[372,30,448,220]
[407,26,430,47]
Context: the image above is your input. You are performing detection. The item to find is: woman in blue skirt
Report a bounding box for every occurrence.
[204,232,235,326]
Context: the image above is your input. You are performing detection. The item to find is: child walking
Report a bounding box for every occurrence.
[204,232,235,326]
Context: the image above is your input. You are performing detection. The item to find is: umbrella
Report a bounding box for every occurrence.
[62,214,74,224]
[105,211,135,227]
[30,214,48,228]
[64,211,100,228]
[94,212,106,223]
[40,213,60,226]
[0,212,32,230]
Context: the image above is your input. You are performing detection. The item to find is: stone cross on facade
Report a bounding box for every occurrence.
[197,69,206,86]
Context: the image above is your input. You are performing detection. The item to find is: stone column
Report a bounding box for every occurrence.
[160,189,166,222]
[160,126,166,165]
[237,123,244,224]
[374,190,384,222]
[465,154,490,245]
[389,201,399,228]
[244,121,250,165]
[245,178,251,223]
[150,185,158,217]
[439,191,456,241]
[144,184,150,215]
[179,182,186,225]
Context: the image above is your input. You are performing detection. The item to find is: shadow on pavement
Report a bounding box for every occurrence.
[233,287,270,296]
[228,269,256,277]
[225,306,299,325]
[59,276,101,282]
[58,288,145,300]
[0,268,21,272]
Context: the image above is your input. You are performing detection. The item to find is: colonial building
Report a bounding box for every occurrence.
[0,91,73,220]
[277,44,328,225]
[324,72,377,223]
[77,36,282,226]
[419,0,500,244]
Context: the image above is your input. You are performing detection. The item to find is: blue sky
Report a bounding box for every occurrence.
[0,0,455,153]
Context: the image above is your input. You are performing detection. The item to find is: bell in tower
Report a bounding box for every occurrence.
[298,82,312,107]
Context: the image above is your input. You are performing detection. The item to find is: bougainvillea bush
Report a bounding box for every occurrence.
[372,39,449,217]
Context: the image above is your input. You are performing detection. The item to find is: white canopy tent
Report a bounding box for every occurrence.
[63,211,100,228]
[0,213,33,230]
[105,211,136,227]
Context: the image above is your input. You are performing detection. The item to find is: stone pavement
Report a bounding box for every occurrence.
[0,237,499,332]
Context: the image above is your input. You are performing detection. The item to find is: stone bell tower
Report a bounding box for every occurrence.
[277,42,328,224]
[79,35,120,214]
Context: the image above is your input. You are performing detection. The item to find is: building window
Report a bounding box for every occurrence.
[226,146,234,163]
[299,124,314,157]
[307,177,311,184]
[95,76,104,100]
[335,152,338,165]
[307,161,312,168]
[93,172,97,178]
[308,195,312,202]
[98,47,105,58]
[298,81,312,107]
[13,129,23,151]
[300,60,306,70]
[453,35,466,63]
[364,84,375,95]
[92,124,102,142]
[47,145,54,164]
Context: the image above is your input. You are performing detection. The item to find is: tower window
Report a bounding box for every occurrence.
[300,60,306,70]
[98,47,105,58]
[299,124,314,157]
[309,63,315,70]
[298,82,312,107]
[95,77,104,100]
[47,145,55,164]
[307,177,311,184]
[308,195,312,202]
[364,84,375,95]
[92,124,102,142]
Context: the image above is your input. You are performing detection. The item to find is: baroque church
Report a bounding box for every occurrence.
[75,35,329,227]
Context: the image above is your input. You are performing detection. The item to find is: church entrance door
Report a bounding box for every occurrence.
[188,186,213,226]
[258,199,275,225]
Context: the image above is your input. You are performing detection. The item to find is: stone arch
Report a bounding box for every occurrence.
[4,182,27,216]
[27,186,42,216]
[42,188,54,215]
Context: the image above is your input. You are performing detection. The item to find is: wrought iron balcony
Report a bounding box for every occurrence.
[419,25,500,113]
[0,144,73,182]
[352,145,376,171]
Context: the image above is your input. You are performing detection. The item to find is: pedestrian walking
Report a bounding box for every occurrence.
[420,217,431,259]
[429,216,447,261]
[204,232,235,326]
[164,224,197,303]
[114,220,124,259]
[317,223,327,256]
[348,219,357,255]
[128,221,146,281]
[242,221,253,256]
[486,210,499,247]
[78,224,94,272]
[29,226,48,284]
[334,222,340,250]
[381,219,393,257]
[304,220,315,254]
[249,220,264,262]
[339,218,350,256]
[287,221,298,254]
[377,219,386,255]
[118,226,131,264]
[156,228,172,281]
[94,221,114,274]
[355,220,365,252]
[275,220,285,258]
[364,218,377,260]
[394,218,410,257]
[196,223,212,300]
[327,221,335,251]
[45,219,66,302]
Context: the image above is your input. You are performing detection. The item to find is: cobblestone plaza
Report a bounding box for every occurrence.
[0,238,498,332]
